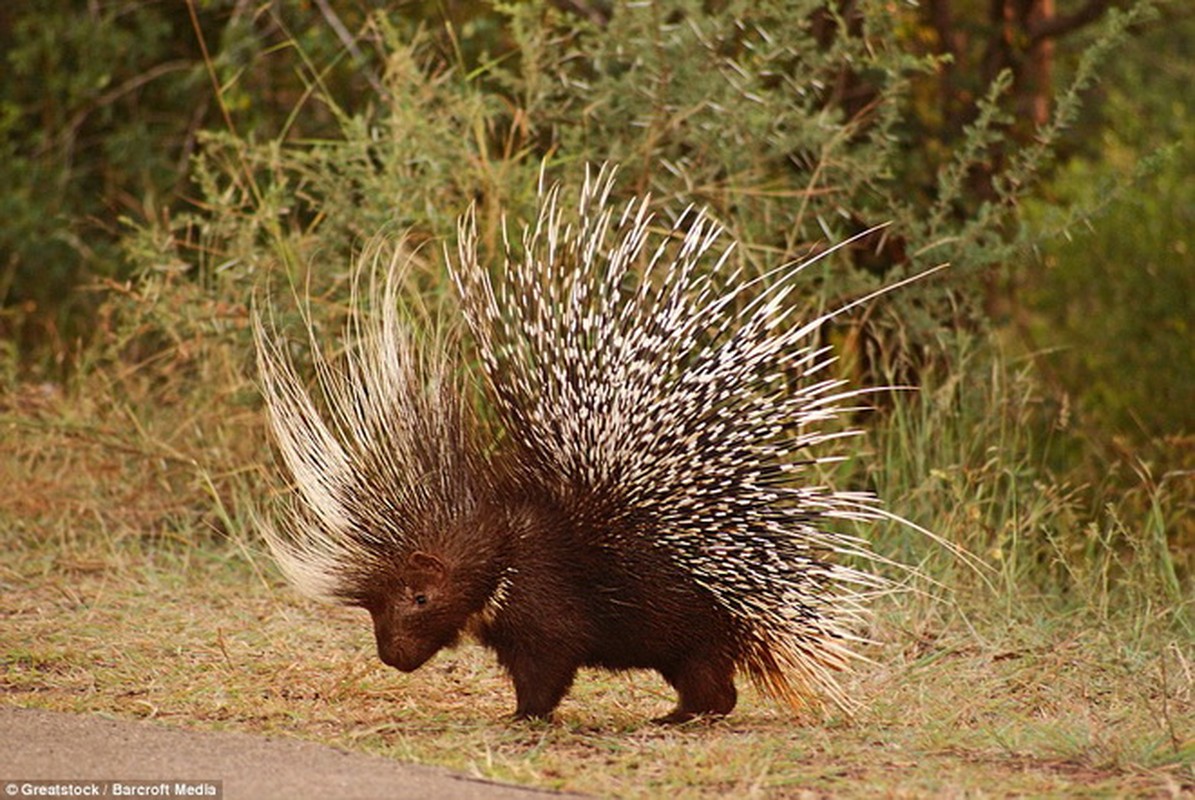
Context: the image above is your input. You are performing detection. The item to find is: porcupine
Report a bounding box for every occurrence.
[255,165,920,724]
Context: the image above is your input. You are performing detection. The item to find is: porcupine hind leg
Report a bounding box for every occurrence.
[656,656,738,724]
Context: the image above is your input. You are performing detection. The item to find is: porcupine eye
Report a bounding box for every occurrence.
[402,551,447,612]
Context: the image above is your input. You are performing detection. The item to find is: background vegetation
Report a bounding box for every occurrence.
[2,0,1191,795]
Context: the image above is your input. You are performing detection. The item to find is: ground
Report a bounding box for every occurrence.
[1,548,1190,798]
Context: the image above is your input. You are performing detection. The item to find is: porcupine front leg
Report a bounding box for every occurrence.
[656,656,738,724]
[502,650,578,720]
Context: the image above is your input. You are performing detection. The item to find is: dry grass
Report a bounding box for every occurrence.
[3,549,1190,797]
[2,382,1191,798]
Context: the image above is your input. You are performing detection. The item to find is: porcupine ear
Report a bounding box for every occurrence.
[406,551,448,583]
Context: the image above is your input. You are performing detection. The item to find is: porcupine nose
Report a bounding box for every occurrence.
[371,611,438,672]
[374,634,435,672]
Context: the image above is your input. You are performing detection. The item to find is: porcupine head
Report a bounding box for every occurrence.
[253,256,511,676]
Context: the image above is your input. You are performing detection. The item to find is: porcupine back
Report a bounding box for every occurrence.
[451,165,889,714]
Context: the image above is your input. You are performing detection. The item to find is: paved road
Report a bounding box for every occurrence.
[1,706,577,799]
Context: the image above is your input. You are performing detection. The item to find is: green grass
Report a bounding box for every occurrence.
[1,369,1191,797]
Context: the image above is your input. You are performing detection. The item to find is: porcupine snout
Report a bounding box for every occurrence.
[370,609,442,672]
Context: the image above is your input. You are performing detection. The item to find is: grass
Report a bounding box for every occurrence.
[1,375,1191,797]
[3,542,1189,796]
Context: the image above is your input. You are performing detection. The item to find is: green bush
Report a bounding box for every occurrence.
[1023,11,1195,439]
[0,0,386,365]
